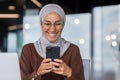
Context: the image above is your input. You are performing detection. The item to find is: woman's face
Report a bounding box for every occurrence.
[42,12,64,42]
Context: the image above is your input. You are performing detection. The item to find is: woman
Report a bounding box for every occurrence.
[20,4,84,80]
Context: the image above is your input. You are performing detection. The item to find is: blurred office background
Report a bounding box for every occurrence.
[0,0,120,80]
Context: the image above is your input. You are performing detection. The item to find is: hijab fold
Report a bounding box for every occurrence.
[34,35,70,58]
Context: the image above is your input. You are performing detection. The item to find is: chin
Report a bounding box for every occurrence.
[47,35,60,42]
[49,40,56,43]
[48,38,57,43]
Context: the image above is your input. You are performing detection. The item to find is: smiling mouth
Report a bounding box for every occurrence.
[48,33,57,38]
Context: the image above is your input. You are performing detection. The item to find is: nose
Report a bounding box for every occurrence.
[49,24,56,32]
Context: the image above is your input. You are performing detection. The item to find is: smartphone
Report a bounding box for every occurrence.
[46,46,60,61]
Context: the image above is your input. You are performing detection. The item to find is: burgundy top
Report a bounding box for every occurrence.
[20,43,84,80]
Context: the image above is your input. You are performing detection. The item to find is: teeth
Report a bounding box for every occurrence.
[49,33,56,37]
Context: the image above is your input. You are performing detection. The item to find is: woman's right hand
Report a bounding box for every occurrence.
[37,58,53,75]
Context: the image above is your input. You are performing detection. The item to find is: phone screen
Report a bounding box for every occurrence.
[46,46,60,60]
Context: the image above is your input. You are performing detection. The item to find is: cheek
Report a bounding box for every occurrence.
[57,26,63,32]
[42,26,48,32]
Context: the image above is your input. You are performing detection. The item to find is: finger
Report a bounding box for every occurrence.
[42,68,53,74]
[54,59,63,64]
[50,61,60,67]
[43,65,53,70]
[42,58,52,63]
[52,70,63,75]
[42,63,53,70]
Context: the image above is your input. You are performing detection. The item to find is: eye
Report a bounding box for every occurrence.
[55,22,63,26]
[44,23,51,26]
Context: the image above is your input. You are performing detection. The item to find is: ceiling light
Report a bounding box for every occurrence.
[24,23,30,29]
[0,14,20,18]
[111,41,117,47]
[8,25,22,31]
[111,34,117,40]
[8,26,17,31]
[8,6,16,10]
[74,18,80,24]
[105,35,111,41]
[79,38,85,44]
[31,0,42,8]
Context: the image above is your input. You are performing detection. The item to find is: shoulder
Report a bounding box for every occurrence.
[22,43,34,51]
[64,43,82,59]
[69,43,80,50]
[69,43,82,58]
[22,43,34,48]
[21,43,35,57]
[66,43,80,54]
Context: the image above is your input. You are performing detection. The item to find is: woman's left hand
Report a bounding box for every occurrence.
[50,59,72,78]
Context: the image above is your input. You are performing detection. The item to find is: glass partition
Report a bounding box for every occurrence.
[93,4,120,80]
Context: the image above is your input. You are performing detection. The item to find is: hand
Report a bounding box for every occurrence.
[51,59,72,78]
[37,58,53,75]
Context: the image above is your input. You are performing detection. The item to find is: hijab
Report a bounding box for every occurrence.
[34,4,70,58]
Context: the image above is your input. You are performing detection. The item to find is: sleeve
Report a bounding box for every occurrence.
[19,44,43,80]
[66,46,85,80]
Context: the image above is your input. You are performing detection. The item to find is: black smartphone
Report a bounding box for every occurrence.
[46,46,60,61]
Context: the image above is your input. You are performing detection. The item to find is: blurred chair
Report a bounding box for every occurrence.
[82,59,91,80]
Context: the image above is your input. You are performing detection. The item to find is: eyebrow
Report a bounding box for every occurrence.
[43,20,63,23]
